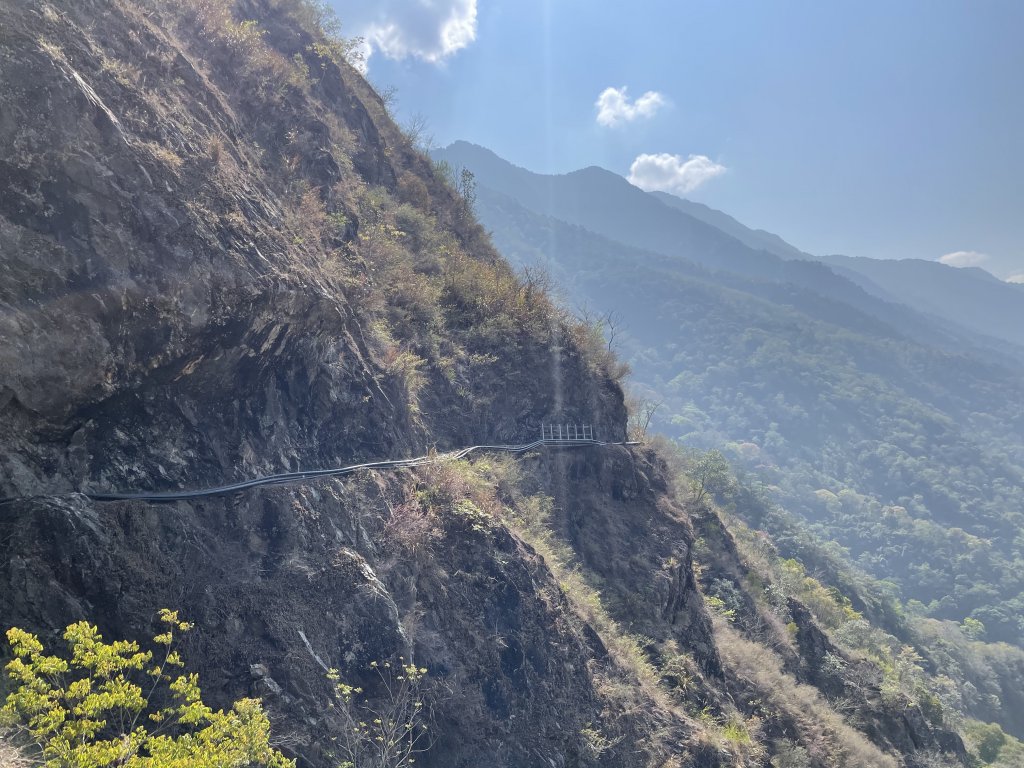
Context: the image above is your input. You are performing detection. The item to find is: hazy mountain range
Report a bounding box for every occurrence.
[433,140,1024,653]
[437,141,1024,359]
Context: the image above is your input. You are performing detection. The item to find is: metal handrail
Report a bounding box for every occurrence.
[5,436,637,504]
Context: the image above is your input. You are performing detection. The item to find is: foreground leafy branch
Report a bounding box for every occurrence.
[0,610,292,768]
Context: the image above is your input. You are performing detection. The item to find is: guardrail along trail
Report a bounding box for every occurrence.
[29,437,637,504]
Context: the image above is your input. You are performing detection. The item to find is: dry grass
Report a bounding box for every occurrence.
[140,140,184,172]
[381,498,438,558]
[714,617,898,768]
[99,53,143,88]
[415,459,501,519]
[0,737,36,768]
[174,0,302,93]
[503,490,672,711]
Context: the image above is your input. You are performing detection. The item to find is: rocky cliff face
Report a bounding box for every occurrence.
[0,0,623,500]
[0,1,699,765]
[0,2,971,767]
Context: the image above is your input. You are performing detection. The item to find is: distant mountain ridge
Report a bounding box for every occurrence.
[434,141,1024,365]
[658,183,1024,355]
[437,141,817,279]
[433,140,1024,659]
[649,164,1024,352]
[819,253,1024,349]
[649,190,812,261]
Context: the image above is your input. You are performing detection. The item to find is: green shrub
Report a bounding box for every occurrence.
[966,720,1008,763]
[0,610,292,768]
[579,723,618,758]
[770,740,811,768]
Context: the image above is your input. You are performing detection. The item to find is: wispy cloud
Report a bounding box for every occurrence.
[334,0,477,69]
[595,86,665,127]
[1006,274,1024,284]
[939,250,989,268]
[627,153,726,195]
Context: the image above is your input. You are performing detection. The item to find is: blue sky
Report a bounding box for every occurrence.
[329,0,1024,279]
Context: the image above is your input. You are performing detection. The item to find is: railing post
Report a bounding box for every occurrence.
[540,422,597,441]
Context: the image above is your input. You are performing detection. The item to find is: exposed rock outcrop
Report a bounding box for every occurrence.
[0,1,705,765]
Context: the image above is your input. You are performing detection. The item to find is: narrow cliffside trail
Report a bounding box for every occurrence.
[0,1,974,767]
[1,436,640,503]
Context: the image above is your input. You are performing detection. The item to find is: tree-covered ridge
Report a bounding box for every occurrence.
[458,177,1024,648]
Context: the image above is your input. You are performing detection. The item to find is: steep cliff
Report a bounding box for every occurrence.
[0,1,975,766]
[0,1,698,764]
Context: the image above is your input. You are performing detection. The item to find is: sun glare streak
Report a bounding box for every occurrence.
[541,0,555,220]
[539,1,565,468]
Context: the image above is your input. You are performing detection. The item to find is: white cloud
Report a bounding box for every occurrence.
[595,86,665,127]
[939,250,989,268]
[1006,274,1024,284]
[335,0,477,68]
[627,153,726,195]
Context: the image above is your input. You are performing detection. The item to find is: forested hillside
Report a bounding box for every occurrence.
[433,142,1024,740]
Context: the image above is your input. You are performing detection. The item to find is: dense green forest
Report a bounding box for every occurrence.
[432,143,1024,736]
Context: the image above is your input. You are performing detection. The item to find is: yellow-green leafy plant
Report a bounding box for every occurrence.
[0,610,292,768]
[579,722,620,758]
[326,659,430,768]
